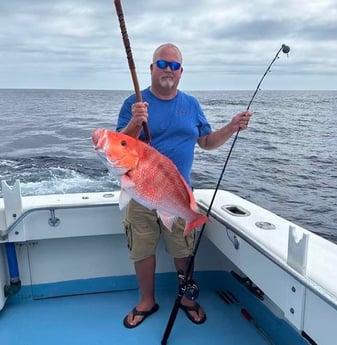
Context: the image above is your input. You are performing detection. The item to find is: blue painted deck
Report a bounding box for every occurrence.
[0,272,307,345]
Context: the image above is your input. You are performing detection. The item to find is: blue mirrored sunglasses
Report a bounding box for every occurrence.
[155,60,181,71]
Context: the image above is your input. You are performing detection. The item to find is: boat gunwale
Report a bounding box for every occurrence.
[197,199,337,310]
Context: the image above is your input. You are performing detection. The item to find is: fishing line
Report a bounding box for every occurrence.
[161,44,290,345]
[114,0,151,143]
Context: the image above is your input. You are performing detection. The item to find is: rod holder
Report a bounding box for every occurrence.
[287,225,309,275]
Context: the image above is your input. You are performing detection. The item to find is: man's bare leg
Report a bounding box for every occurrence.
[125,255,157,326]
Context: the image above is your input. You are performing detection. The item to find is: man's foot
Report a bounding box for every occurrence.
[179,301,206,324]
[123,304,159,328]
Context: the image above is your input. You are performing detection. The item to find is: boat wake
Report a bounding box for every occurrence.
[0,156,119,197]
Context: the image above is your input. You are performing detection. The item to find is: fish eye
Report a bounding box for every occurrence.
[120,140,127,146]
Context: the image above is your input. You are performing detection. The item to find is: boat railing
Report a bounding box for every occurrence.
[0,203,117,241]
[0,179,121,242]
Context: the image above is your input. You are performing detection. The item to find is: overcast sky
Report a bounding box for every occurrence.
[1,0,337,90]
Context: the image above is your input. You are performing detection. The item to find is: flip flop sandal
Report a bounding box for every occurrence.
[179,302,206,324]
[123,303,159,328]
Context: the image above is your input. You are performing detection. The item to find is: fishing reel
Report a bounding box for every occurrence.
[177,270,200,301]
[184,279,199,301]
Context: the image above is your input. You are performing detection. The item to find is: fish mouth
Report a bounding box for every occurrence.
[92,128,104,148]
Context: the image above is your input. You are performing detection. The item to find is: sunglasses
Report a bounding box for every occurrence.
[155,60,181,71]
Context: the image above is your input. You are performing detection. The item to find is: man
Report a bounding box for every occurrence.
[117,43,252,328]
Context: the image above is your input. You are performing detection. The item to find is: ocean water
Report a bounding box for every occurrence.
[0,89,336,243]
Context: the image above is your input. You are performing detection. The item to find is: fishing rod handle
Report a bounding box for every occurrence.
[161,294,183,345]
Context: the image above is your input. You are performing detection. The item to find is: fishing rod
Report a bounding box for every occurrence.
[114,0,151,143]
[161,43,290,345]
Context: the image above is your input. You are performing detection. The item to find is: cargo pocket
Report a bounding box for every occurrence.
[123,219,133,251]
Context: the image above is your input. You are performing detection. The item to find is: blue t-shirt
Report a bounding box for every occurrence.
[116,88,212,187]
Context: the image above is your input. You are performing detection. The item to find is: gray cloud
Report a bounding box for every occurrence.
[0,0,336,90]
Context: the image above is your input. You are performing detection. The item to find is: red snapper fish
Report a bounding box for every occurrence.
[92,129,208,236]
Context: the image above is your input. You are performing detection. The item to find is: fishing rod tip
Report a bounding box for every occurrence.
[282,44,290,54]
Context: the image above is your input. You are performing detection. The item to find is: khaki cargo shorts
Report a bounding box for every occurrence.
[123,199,195,261]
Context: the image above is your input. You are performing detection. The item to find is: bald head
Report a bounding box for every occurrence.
[152,43,183,63]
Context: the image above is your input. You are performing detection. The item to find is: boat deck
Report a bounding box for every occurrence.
[0,272,306,345]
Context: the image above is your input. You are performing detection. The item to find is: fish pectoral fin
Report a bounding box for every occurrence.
[121,174,135,188]
[157,212,177,232]
[119,175,135,209]
[119,189,132,210]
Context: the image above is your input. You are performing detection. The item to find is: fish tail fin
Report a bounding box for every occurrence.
[183,214,209,236]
